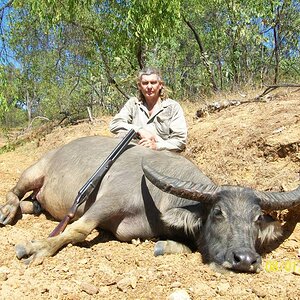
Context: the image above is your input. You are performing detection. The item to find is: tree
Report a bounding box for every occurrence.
[0,0,299,129]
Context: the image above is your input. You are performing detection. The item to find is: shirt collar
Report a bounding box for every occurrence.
[135,97,172,108]
[135,97,172,120]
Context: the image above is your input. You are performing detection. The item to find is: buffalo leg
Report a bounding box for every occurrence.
[154,240,192,256]
[0,162,45,225]
[0,188,42,225]
[0,186,26,225]
[19,200,41,215]
[15,216,98,264]
[19,191,42,215]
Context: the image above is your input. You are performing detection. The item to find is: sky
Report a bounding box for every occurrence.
[0,0,16,65]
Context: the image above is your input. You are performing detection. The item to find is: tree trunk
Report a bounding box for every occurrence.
[26,89,32,126]
[137,41,146,69]
[86,106,93,122]
[273,6,280,84]
[183,17,219,92]
[99,50,129,99]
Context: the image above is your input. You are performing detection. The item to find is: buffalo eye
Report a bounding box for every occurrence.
[212,207,224,220]
[254,214,264,224]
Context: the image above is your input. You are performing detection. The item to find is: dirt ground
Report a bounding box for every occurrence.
[0,89,300,299]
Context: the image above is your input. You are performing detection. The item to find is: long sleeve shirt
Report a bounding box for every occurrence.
[109,97,187,152]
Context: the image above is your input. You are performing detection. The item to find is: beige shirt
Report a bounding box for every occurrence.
[109,97,187,151]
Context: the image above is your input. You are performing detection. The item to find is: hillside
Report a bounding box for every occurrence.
[0,89,299,299]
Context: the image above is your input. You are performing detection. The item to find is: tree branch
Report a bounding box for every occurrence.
[256,83,300,99]
[196,83,300,118]
[183,16,218,92]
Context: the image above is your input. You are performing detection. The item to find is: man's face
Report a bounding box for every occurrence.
[138,74,162,101]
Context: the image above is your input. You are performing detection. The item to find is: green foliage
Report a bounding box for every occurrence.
[125,0,181,41]
[0,127,26,154]
[0,69,9,120]
[0,65,24,126]
[0,143,16,155]
[0,0,299,131]
[0,96,9,121]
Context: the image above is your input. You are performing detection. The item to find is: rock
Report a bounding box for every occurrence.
[0,266,10,274]
[170,281,182,288]
[131,238,141,246]
[98,286,110,294]
[78,258,88,265]
[252,287,267,298]
[0,266,10,281]
[217,282,230,296]
[63,266,70,272]
[117,276,137,291]
[191,282,216,297]
[80,282,99,295]
[168,289,191,300]
[0,272,8,281]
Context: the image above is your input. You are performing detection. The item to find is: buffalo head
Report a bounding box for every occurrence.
[143,163,300,273]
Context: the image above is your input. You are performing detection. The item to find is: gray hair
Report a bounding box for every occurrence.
[137,67,167,101]
[137,67,163,82]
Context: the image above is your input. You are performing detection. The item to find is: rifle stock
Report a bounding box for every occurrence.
[48,129,136,237]
[49,215,71,237]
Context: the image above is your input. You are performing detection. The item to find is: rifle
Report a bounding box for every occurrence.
[49,129,137,237]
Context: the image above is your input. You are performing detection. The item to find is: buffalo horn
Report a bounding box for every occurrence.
[142,163,219,203]
[255,186,300,211]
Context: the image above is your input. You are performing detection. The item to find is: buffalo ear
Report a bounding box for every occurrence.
[161,206,203,237]
[258,214,282,246]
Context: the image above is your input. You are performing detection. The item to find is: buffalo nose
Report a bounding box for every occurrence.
[232,250,261,272]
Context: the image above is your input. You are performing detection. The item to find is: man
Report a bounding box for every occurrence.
[109,67,187,152]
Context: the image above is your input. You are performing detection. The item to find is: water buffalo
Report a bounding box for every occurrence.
[1,136,299,272]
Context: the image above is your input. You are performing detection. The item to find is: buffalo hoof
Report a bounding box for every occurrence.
[15,244,29,260]
[15,244,37,265]
[15,239,51,265]
[154,240,192,256]
[0,204,18,225]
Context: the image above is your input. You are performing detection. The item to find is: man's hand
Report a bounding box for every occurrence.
[137,129,157,150]
[138,137,157,150]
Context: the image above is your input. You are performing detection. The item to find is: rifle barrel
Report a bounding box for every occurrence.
[79,129,136,193]
[48,129,136,237]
